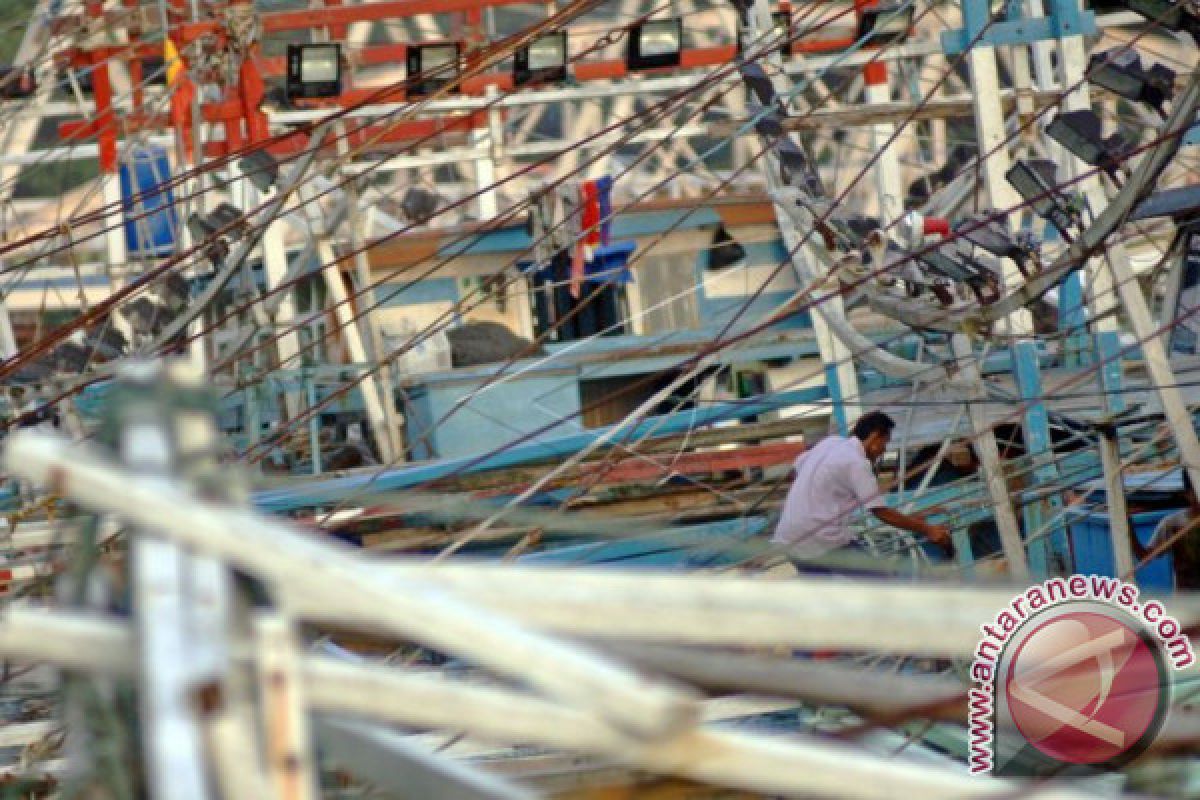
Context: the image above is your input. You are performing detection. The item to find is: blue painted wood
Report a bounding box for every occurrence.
[436,208,723,259]
[1013,340,1065,575]
[374,278,458,307]
[941,0,1095,53]
[254,384,830,512]
[404,369,583,461]
[1095,331,1126,414]
[519,516,767,568]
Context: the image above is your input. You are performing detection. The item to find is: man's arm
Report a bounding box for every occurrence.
[871,506,953,551]
[1127,517,1151,562]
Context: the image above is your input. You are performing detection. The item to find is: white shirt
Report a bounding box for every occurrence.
[772,435,885,555]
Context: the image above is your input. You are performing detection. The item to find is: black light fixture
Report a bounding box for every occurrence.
[626,18,683,71]
[708,224,747,270]
[1131,184,1200,222]
[739,10,793,58]
[1089,50,1175,113]
[140,54,167,88]
[207,202,244,233]
[918,249,999,304]
[407,42,462,97]
[285,43,342,101]
[856,3,915,44]
[1123,0,1192,31]
[0,66,36,99]
[1045,109,1129,175]
[400,186,442,223]
[514,31,568,87]
[1006,159,1075,235]
[773,10,793,59]
[954,215,1037,275]
[238,148,279,193]
[187,212,229,266]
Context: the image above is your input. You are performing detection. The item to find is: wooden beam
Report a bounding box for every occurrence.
[5,431,703,741]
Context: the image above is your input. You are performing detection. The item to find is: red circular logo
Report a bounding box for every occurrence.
[1005,611,1167,765]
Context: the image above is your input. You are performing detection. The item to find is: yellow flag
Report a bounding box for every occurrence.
[164,39,183,86]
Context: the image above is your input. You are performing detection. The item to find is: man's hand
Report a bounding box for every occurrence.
[924,522,951,544]
[924,522,954,556]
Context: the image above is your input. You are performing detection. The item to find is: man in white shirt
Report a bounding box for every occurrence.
[773,411,952,562]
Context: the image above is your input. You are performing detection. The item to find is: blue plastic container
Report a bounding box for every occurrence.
[1065,507,1176,592]
[119,146,178,257]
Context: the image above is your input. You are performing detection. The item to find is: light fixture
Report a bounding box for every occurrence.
[238,149,279,193]
[122,296,169,336]
[773,10,793,59]
[708,224,746,270]
[954,216,1036,274]
[1123,0,1192,31]
[918,250,998,304]
[1131,184,1200,222]
[407,42,462,97]
[738,10,793,59]
[286,43,342,101]
[626,18,683,71]
[400,186,442,223]
[1006,159,1075,235]
[856,3,915,45]
[186,212,229,266]
[0,66,36,99]
[207,202,244,233]
[140,54,167,88]
[514,31,568,86]
[1089,50,1175,112]
[1045,110,1128,175]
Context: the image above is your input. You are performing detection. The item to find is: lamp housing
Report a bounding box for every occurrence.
[286,44,342,101]
[514,32,568,86]
[1044,109,1129,175]
[626,19,683,70]
[407,42,462,97]
[857,3,915,44]
[1006,159,1075,234]
[1089,49,1175,112]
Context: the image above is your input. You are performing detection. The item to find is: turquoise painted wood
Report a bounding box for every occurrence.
[254,384,830,512]
[403,368,583,461]
[519,516,768,568]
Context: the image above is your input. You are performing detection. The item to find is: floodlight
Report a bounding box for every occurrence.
[0,67,35,99]
[626,19,683,71]
[140,55,167,88]
[407,42,462,97]
[708,225,746,270]
[123,296,168,336]
[238,149,279,193]
[514,32,568,86]
[286,44,342,101]
[1131,184,1200,222]
[400,186,442,223]
[919,250,998,304]
[1006,159,1074,235]
[857,3,915,44]
[1045,110,1128,174]
[1123,0,1189,31]
[919,250,975,284]
[1089,49,1175,112]
[739,10,793,58]
[207,202,244,232]
[955,216,1037,274]
[186,213,228,265]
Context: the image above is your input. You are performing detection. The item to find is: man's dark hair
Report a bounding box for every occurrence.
[852,411,895,441]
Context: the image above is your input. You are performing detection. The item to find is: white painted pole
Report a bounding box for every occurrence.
[2,430,702,740]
